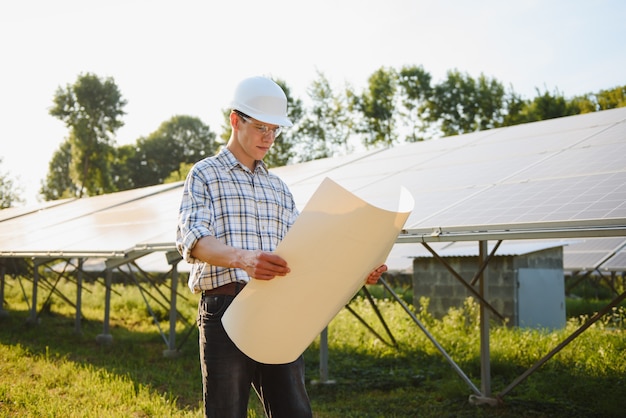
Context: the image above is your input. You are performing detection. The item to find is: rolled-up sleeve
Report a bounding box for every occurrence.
[176,167,214,263]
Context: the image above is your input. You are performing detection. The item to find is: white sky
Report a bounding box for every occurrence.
[1,0,625,205]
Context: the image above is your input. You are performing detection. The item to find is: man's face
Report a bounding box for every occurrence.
[230,112,280,168]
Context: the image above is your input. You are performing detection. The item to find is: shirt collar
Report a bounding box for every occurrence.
[218,148,269,174]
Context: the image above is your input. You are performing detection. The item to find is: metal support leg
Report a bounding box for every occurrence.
[470,241,498,406]
[0,263,8,318]
[26,259,40,325]
[75,258,83,334]
[380,277,482,396]
[497,289,626,399]
[96,268,113,345]
[164,263,179,358]
[312,327,335,385]
[0,264,9,318]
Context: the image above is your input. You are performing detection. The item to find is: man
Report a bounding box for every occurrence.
[176,76,387,418]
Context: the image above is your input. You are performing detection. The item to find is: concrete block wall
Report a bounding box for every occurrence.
[412,246,564,325]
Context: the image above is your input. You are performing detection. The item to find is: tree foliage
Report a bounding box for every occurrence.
[426,69,506,136]
[0,158,24,208]
[569,85,626,114]
[522,88,577,122]
[264,78,304,168]
[296,71,354,161]
[397,65,433,142]
[354,67,398,148]
[114,115,217,189]
[40,139,79,201]
[47,73,126,198]
[34,69,626,204]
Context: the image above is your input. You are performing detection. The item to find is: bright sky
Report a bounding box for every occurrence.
[1,0,625,205]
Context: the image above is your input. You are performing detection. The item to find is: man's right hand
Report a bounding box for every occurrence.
[236,250,291,280]
[191,236,290,280]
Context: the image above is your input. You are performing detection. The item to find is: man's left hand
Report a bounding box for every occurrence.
[365,264,388,285]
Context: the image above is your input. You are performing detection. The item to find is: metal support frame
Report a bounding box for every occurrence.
[96,267,114,345]
[344,286,397,348]
[316,285,400,384]
[26,259,40,325]
[385,238,626,406]
[496,288,626,400]
[379,277,483,396]
[313,327,334,385]
[94,251,192,352]
[164,254,180,358]
[75,259,83,334]
[2,251,194,356]
[421,242,505,322]
[477,240,493,402]
[0,263,8,318]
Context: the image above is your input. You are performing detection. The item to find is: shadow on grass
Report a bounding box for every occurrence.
[1,306,624,418]
[302,338,623,418]
[0,307,203,411]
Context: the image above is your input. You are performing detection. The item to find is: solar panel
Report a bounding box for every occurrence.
[0,107,624,271]
[0,183,182,256]
[602,250,626,271]
[273,109,626,238]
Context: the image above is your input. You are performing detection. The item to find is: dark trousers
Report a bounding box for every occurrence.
[198,294,313,418]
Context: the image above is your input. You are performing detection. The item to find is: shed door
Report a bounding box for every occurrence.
[517,268,566,329]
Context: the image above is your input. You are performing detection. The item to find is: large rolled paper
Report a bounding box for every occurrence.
[222,177,414,364]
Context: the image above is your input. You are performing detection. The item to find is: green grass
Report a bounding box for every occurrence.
[1,278,625,417]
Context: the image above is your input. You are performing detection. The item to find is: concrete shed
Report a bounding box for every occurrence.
[407,242,566,329]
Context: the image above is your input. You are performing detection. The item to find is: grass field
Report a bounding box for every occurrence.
[1,277,625,417]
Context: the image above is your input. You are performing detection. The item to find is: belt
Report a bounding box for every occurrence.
[202,282,246,297]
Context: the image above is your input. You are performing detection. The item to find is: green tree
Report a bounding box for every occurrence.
[355,67,398,148]
[265,78,303,167]
[164,162,194,183]
[568,93,598,114]
[48,73,126,198]
[595,85,626,110]
[501,89,531,127]
[569,85,626,114]
[0,158,24,208]
[40,139,79,200]
[427,70,506,137]
[296,71,353,161]
[114,115,217,189]
[520,88,577,123]
[474,74,506,130]
[397,65,433,142]
[219,108,232,146]
[109,143,137,191]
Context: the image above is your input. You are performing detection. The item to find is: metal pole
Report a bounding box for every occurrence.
[319,327,329,383]
[479,240,491,397]
[421,242,505,322]
[0,263,8,318]
[380,278,482,396]
[96,268,113,344]
[498,289,626,398]
[27,259,39,325]
[75,258,83,334]
[164,262,179,357]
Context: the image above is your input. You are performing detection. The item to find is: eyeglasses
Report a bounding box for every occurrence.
[234,111,283,138]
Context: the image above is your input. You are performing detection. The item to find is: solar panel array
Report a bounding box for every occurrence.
[274,108,626,233]
[0,182,182,256]
[1,108,625,271]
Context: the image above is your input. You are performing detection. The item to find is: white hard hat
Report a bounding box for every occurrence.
[230,76,293,127]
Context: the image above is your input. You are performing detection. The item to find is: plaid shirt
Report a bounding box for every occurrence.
[176,148,299,293]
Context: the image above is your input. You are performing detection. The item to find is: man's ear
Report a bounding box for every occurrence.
[230,111,239,129]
